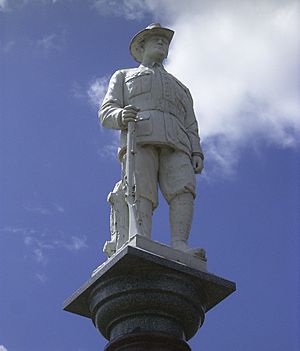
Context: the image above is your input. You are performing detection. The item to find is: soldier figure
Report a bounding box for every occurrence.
[100,23,204,255]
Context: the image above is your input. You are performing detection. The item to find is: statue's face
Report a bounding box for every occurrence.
[142,35,169,62]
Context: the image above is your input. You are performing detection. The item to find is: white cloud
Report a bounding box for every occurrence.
[96,0,300,176]
[33,247,47,264]
[35,29,66,54]
[25,232,88,256]
[0,0,8,12]
[92,0,150,20]
[1,225,86,282]
[35,273,48,283]
[23,201,65,215]
[36,33,57,51]
[73,76,109,112]
[1,226,30,235]
[54,235,88,251]
[35,32,65,54]
[67,236,88,250]
[0,345,8,351]
[72,81,86,100]
[0,0,60,12]
[0,41,15,53]
[147,0,300,175]
[97,130,120,160]
[97,143,118,160]
[1,227,88,265]
[24,203,51,215]
[53,203,65,213]
[87,76,109,108]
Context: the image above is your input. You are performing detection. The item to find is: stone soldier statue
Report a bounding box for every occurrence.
[99,23,204,256]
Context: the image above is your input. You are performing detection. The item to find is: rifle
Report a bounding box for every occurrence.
[125,120,142,238]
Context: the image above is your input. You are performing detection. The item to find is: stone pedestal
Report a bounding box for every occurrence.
[104,332,191,351]
[63,236,236,350]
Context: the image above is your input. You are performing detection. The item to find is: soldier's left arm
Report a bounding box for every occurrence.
[185,89,204,161]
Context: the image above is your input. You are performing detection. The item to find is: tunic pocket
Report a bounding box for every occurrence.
[136,118,152,136]
[125,72,152,98]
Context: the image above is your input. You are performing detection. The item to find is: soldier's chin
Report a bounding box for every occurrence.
[153,51,166,61]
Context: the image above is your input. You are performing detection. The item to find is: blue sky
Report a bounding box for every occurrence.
[0,1,299,350]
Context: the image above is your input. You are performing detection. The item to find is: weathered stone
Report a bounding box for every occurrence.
[64,22,237,351]
[100,23,205,256]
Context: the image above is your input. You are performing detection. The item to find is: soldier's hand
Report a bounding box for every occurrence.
[121,105,140,127]
[192,155,203,174]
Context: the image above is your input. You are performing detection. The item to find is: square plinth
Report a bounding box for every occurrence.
[63,243,236,319]
[94,235,208,275]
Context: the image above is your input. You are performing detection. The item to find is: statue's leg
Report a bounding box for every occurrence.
[159,149,196,251]
[134,145,159,239]
[169,192,194,251]
[137,196,153,239]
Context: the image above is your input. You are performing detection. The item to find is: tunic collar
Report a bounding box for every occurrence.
[139,62,165,70]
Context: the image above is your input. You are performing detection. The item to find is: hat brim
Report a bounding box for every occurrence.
[130,27,174,63]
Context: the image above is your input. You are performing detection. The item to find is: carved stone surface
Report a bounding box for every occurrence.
[64,23,236,351]
[100,23,205,256]
[63,244,236,349]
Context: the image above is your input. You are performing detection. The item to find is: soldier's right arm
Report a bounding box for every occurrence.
[99,70,126,130]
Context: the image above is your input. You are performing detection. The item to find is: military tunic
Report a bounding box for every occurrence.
[99,63,203,207]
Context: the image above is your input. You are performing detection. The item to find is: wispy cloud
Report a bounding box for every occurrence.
[97,132,120,160]
[0,0,8,12]
[23,201,65,215]
[35,29,66,54]
[72,81,86,100]
[51,235,88,251]
[0,0,61,12]
[64,236,88,251]
[24,203,51,215]
[33,248,48,264]
[1,226,88,266]
[36,33,58,51]
[1,226,31,235]
[92,0,150,20]
[0,40,15,53]
[35,272,48,283]
[53,203,65,213]
[0,345,8,351]
[72,76,109,111]
[87,76,109,108]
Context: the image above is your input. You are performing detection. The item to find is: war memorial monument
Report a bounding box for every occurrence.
[64,23,236,351]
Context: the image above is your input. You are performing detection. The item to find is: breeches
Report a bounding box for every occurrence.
[125,145,196,209]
